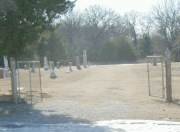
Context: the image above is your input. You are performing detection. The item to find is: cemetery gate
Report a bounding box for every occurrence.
[0,59,43,104]
[16,61,43,104]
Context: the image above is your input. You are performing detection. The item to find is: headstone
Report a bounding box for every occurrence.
[69,62,73,72]
[83,50,88,68]
[24,64,27,69]
[44,56,49,71]
[31,63,35,73]
[49,61,57,79]
[4,56,9,68]
[3,56,9,78]
[56,61,60,69]
[153,58,157,66]
[75,56,81,70]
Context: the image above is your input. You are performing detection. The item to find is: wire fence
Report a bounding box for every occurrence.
[147,56,165,98]
[16,61,43,104]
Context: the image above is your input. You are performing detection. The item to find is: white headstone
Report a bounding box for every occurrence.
[44,56,49,70]
[3,56,9,68]
[31,63,36,73]
[83,50,88,68]
[75,56,81,70]
[49,61,57,79]
[56,61,60,69]
[69,62,73,72]
[3,56,9,78]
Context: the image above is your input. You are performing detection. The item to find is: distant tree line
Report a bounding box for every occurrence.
[39,0,180,63]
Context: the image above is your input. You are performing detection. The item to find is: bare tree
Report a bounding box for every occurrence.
[153,0,180,50]
[56,6,135,62]
[82,6,126,60]
[125,12,139,48]
[140,15,153,36]
[58,12,83,57]
[83,5,120,44]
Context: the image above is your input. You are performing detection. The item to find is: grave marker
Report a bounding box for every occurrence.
[56,61,60,69]
[83,50,88,68]
[3,56,9,78]
[69,61,73,72]
[75,56,81,70]
[49,61,57,79]
[31,63,36,73]
[44,56,49,70]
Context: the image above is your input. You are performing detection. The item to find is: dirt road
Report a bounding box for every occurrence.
[37,64,180,122]
[1,64,180,123]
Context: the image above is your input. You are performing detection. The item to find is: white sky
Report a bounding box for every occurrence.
[73,0,158,14]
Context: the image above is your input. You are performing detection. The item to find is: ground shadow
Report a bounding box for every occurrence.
[0,102,89,124]
[0,102,126,132]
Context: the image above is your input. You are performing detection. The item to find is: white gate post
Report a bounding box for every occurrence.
[10,58,18,104]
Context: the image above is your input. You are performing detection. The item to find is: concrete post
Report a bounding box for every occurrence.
[165,48,172,102]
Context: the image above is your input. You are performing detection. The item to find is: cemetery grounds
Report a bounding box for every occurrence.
[1,63,180,123]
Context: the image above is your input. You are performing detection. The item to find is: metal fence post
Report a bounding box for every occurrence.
[147,58,151,96]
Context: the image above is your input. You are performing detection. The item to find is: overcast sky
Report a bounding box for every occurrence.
[73,0,158,14]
